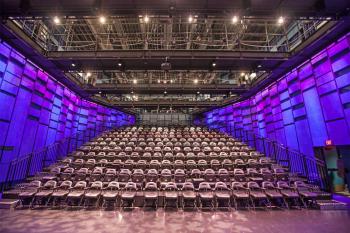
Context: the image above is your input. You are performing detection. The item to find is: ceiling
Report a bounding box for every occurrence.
[1,0,349,112]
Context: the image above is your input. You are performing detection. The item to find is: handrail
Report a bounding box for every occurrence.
[201,122,330,191]
[0,123,129,192]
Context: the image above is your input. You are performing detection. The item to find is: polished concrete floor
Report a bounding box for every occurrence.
[0,209,350,233]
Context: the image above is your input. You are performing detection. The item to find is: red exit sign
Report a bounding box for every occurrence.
[325,139,333,146]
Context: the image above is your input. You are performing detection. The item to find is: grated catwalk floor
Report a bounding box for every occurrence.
[0,209,350,233]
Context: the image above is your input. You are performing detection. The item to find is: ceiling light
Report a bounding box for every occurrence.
[212,62,216,67]
[188,15,193,23]
[240,72,245,77]
[197,91,200,94]
[133,79,137,84]
[131,91,134,94]
[71,63,76,67]
[157,79,161,83]
[164,91,167,94]
[277,16,284,25]
[98,91,102,94]
[232,15,238,24]
[257,64,262,68]
[170,80,174,83]
[99,16,106,24]
[86,72,92,77]
[194,79,198,84]
[144,15,149,23]
[53,16,60,24]
[118,62,122,67]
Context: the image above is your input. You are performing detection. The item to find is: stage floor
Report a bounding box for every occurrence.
[0,209,349,233]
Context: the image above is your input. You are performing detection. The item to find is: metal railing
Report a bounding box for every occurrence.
[205,123,330,191]
[0,123,126,192]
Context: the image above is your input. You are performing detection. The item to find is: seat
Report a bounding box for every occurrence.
[214,182,231,209]
[163,182,179,209]
[262,181,286,208]
[294,181,317,208]
[247,168,263,183]
[84,181,103,208]
[131,169,145,187]
[247,181,270,209]
[102,181,120,209]
[120,182,138,209]
[181,182,197,209]
[217,169,230,183]
[198,182,214,210]
[143,182,159,209]
[66,181,87,207]
[60,167,74,181]
[174,169,186,185]
[203,169,216,183]
[32,180,57,208]
[233,169,246,183]
[74,168,89,182]
[260,168,274,182]
[160,169,172,183]
[18,180,42,208]
[146,169,159,183]
[90,167,103,182]
[104,168,117,183]
[118,169,131,185]
[49,181,72,207]
[274,168,289,182]
[231,182,250,209]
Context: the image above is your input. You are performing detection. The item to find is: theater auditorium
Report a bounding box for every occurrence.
[0,1,350,233]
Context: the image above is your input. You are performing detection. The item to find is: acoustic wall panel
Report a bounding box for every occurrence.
[200,32,350,158]
[0,40,135,173]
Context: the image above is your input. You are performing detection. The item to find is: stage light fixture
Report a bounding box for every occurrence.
[99,16,106,24]
[144,15,149,23]
[278,16,285,25]
[232,16,238,24]
[53,16,60,24]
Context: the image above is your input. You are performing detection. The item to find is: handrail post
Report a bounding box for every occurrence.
[26,153,34,177]
[286,147,291,171]
[302,156,309,180]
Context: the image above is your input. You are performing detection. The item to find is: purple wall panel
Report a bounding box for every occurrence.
[200,32,350,157]
[0,40,135,168]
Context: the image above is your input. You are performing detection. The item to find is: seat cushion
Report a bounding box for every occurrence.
[215,192,230,199]
[103,192,118,199]
[233,191,249,199]
[52,191,69,197]
[121,192,136,200]
[281,191,299,198]
[183,191,196,199]
[35,191,53,197]
[299,191,317,198]
[265,191,283,198]
[199,193,214,200]
[165,192,178,200]
[250,192,267,199]
[145,192,158,199]
[68,191,84,198]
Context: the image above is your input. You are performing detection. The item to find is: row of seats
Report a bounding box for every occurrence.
[10,126,327,211]
[18,179,318,210]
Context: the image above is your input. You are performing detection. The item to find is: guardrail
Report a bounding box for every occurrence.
[203,123,330,191]
[0,124,124,192]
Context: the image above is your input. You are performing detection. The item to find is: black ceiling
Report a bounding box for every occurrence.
[1,0,349,18]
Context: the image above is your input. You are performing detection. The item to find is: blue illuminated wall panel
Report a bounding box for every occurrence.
[199,32,350,158]
[0,40,135,181]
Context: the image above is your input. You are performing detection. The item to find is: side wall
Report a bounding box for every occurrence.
[199,32,350,158]
[0,40,135,170]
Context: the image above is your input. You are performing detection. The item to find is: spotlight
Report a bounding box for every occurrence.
[194,79,198,84]
[170,79,174,83]
[164,91,167,94]
[157,79,161,83]
[133,79,137,84]
[98,91,102,94]
[86,72,92,77]
[197,91,200,94]
[250,72,257,79]
[232,15,238,24]
[118,62,122,67]
[53,16,60,24]
[144,15,149,23]
[188,15,193,23]
[131,91,134,94]
[212,62,216,67]
[71,63,76,67]
[240,72,245,77]
[99,16,106,24]
[257,64,262,68]
[277,16,284,25]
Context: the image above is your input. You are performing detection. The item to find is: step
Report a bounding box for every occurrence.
[0,199,19,209]
[316,200,348,210]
